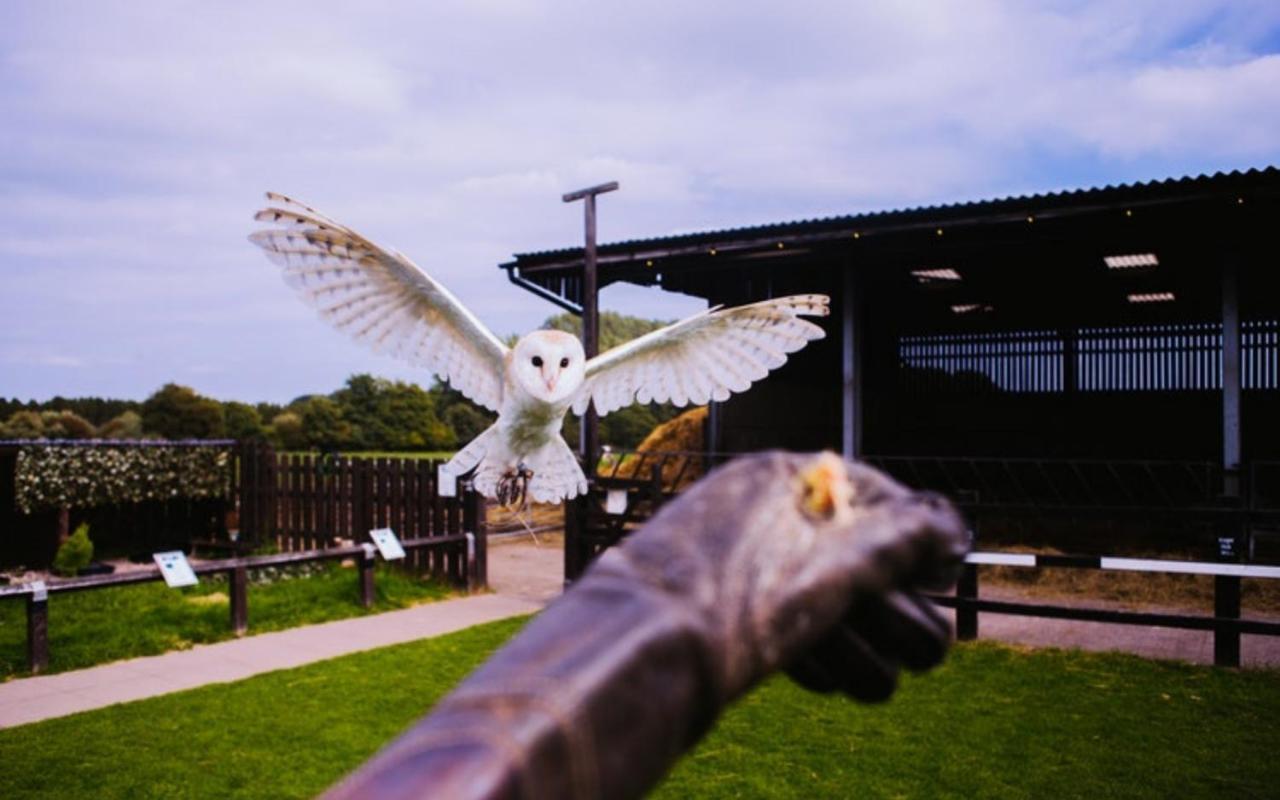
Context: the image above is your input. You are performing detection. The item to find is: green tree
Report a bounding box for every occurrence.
[97,410,144,439]
[445,403,493,444]
[223,402,266,442]
[600,405,660,449]
[141,384,226,439]
[269,411,306,450]
[332,374,452,450]
[541,310,673,351]
[297,396,353,449]
[255,401,284,423]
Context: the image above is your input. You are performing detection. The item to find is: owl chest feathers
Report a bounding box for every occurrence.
[498,367,575,456]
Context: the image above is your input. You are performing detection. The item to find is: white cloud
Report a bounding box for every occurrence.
[1,1,1278,400]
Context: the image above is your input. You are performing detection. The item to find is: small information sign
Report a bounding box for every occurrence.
[369,528,407,561]
[438,465,458,497]
[605,489,628,516]
[153,551,199,588]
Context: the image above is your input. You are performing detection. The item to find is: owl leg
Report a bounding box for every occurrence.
[495,464,534,510]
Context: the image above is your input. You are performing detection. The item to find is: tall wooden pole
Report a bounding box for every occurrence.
[563,181,618,474]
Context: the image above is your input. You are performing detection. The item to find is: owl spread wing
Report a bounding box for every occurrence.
[571,295,830,416]
[249,193,509,412]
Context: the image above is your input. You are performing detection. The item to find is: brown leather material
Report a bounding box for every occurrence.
[323,451,969,800]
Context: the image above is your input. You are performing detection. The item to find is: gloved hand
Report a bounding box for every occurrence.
[597,450,968,706]
[324,451,969,800]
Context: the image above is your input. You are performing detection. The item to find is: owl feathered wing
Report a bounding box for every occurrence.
[248,193,509,412]
[572,295,830,416]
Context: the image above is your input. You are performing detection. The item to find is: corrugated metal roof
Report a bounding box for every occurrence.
[508,166,1279,265]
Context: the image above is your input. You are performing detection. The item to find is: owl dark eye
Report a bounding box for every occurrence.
[559,357,570,368]
[531,356,543,367]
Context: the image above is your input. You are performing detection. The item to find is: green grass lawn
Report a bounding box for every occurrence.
[1,617,1277,799]
[0,563,452,680]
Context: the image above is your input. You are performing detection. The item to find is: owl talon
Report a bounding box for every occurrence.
[497,465,535,509]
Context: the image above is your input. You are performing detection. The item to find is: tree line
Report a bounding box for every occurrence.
[0,311,684,452]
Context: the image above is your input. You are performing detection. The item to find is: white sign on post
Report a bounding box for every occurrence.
[369,528,406,561]
[605,489,628,516]
[437,465,457,498]
[153,551,199,588]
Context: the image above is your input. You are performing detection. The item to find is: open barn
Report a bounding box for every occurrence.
[504,168,1280,563]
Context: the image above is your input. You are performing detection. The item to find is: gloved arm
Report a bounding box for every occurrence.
[323,451,968,800]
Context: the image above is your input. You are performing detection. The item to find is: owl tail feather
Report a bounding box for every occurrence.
[526,435,589,505]
[445,426,588,506]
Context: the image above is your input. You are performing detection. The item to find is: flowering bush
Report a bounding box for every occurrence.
[13,444,232,514]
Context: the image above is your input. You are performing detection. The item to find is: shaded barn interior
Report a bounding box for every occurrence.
[505,168,1280,558]
[504,168,1279,464]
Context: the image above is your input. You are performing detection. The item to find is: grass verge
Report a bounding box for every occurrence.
[1,624,1277,799]
[0,563,452,680]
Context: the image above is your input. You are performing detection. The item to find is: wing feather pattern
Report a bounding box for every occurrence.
[249,193,508,412]
[572,295,829,416]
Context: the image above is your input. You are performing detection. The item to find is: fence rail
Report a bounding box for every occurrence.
[566,454,1280,667]
[936,551,1280,667]
[0,533,484,674]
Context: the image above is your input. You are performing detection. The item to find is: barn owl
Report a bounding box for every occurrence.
[249,193,830,505]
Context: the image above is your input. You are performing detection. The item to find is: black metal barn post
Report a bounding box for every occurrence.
[562,181,618,473]
[1222,259,1242,499]
[842,261,864,460]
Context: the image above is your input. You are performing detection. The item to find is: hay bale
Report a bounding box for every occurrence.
[609,407,707,491]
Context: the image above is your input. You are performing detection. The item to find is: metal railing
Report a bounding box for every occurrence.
[934,551,1280,667]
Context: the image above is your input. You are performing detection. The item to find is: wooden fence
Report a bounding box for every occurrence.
[237,446,485,584]
[1,443,485,584]
[0,534,481,674]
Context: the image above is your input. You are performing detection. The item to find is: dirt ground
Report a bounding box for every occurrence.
[486,536,1280,668]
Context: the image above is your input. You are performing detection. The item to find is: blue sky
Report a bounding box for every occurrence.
[3,1,1279,403]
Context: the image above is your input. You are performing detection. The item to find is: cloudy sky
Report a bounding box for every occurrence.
[3,1,1279,403]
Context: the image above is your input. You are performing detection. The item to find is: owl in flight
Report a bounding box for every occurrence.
[249,193,830,505]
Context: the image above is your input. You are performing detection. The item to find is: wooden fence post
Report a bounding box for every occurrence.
[358,544,377,608]
[230,566,248,636]
[1214,575,1241,667]
[26,585,49,674]
[462,486,488,592]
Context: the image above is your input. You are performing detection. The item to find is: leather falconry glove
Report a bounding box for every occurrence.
[323,451,969,800]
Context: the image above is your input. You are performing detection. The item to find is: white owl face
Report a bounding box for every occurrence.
[511,330,586,404]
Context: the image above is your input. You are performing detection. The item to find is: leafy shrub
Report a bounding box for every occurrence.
[52,523,94,576]
[0,410,45,439]
[97,411,144,439]
[41,410,96,440]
